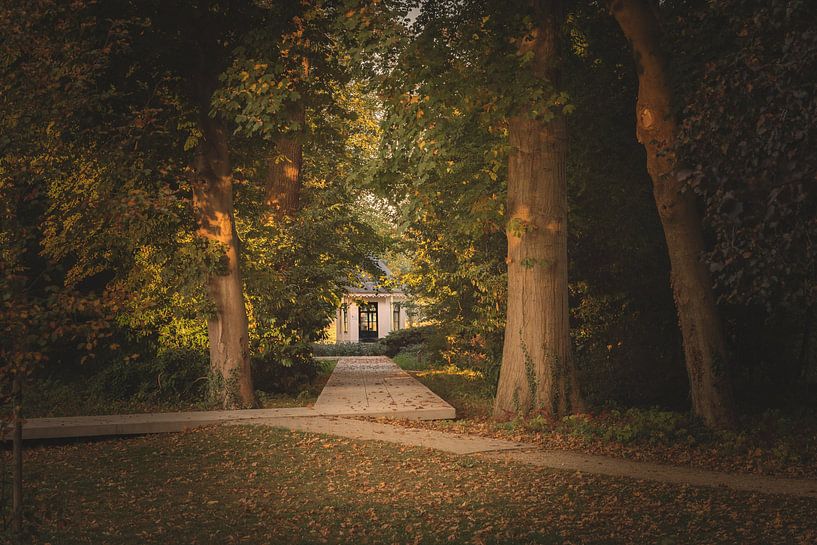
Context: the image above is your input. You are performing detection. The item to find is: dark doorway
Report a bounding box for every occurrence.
[358,301,378,342]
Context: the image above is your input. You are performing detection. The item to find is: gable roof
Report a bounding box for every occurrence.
[345,258,403,295]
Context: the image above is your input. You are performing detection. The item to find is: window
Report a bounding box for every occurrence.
[358,302,378,341]
[341,304,348,334]
[392,302,401,331]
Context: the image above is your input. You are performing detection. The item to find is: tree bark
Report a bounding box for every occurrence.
[264,103,304,219]
[609,0,736,428]
[494,0,582,419]
[192,110,255,408]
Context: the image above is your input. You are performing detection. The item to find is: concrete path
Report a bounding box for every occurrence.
[314,356,455,419]
[10,356,454,440]
[16,407,315,441]
[237,416,817,499]
[11,355,817,499]
[234,415,524,455]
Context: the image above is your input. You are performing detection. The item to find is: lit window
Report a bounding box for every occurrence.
[392,302,401,331]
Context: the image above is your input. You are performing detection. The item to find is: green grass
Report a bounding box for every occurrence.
[392,352,430,371]
[411,365,494,418]
[3,425,816,544]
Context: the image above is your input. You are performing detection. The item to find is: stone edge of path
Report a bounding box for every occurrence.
[236,416,817,500]
[8,406,455,441]
[232,415,528,455]
[8,355,455,441]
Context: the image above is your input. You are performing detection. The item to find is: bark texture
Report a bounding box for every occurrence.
[192,110,255,408]
[494,0,582,419]
[264,103,304,219]
[609,0,735,428]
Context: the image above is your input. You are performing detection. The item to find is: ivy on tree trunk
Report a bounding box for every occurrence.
[494,0,583,419]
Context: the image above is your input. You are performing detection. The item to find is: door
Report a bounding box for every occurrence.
[358,301,378,342]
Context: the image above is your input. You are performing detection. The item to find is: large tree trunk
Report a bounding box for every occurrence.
[264,104,304,219]
[192,111,255,408]
[609,0,735,428]
[494,0,582,419]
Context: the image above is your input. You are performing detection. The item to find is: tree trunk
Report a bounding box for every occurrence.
[192,111,255,408]
[264,104,304,219]
[494,0,582,419]
[609,0,736,428]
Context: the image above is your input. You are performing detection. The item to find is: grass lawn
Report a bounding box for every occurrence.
[4,425,816,544]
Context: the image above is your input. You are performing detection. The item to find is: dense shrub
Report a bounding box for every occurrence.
[555,409,700,446]
[251,349,319,395]
[310,342,388,357]
[87,348,210,404]
[380,325,443,357]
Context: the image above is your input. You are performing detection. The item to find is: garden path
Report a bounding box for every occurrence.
[10,356,817,499]
[313,356,455,419]
[237,415,817,499]
[10,356,454,441]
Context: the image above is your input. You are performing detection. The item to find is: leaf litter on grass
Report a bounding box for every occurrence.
[4,425,817,544]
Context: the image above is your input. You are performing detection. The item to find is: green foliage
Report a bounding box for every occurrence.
[370,1,684,409]
[671,0,817,312]
[392,351,428,371]
[557,409,697,447]
[668,0,817,400]
[379,324,442,357]
[22,348,212,418]
[1,0,399,416]
[311,342,388,357]
[89,349,210,404]
[251,352,319,395]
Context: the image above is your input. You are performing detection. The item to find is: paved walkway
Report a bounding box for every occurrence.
[236,416,817,499]
[233,415,525,454]
[10,356,817,498]
[12,356,454,440]
[314,356,455,419]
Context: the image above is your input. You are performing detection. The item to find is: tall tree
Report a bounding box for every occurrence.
[493,0,582,418]
[192,100,255,408]
[608,0,735,427]
[263,13,308,220]
[181,4,256,407]
[265,102,305,218]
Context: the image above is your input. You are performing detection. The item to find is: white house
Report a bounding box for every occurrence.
[331,262,413,343]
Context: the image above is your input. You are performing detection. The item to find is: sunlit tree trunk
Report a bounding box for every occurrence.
[264,103,304,219]
[192,110,255,408]
[609,0,736,428]
[494,0,582,419]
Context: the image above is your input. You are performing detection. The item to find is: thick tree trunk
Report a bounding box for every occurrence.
[192,112,255,408]
[264,104,305,219]
[494,0,582,419]
[609,0,736,428]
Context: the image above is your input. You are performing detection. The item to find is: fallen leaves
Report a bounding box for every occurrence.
[5,426,817,544]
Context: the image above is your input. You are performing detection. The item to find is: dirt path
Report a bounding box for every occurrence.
[237,415,817,499]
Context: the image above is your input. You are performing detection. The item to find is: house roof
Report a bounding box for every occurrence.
[345,258,404,296]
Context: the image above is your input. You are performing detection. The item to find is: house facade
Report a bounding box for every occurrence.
[333,288,412,343]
